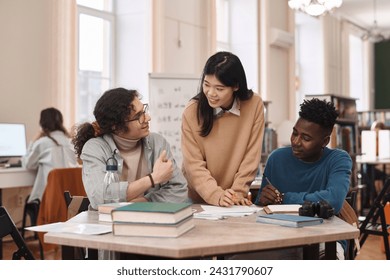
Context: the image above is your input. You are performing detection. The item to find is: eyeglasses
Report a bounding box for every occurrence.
[126,104,149,124]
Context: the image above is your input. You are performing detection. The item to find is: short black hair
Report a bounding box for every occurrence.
[299,98,339,132]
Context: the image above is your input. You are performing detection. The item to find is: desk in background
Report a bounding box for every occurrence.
[0,167,35,205]
[356,156,390,216]
[0,167,36,259]
[0,166,35,185]
[45,208,359,260]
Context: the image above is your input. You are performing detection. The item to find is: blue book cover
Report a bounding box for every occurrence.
[256,214,323,228]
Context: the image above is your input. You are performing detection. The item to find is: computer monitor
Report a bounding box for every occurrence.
[0,123,27,162]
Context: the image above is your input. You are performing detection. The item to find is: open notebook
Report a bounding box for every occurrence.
[263,204,301,214]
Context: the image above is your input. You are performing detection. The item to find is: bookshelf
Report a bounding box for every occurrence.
[357,109,390,157]
[251,101,277,202]
[357,109,390,130]
[262,101,277,163]
[305,94,359,188]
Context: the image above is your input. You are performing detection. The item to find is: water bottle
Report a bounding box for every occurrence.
[103,154,120,204]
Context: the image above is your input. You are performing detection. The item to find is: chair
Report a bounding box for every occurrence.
[21,195,40,238]
[21,195,44,259]
[62,191,97,260]
[358,177,390,259]
[0,206,35,260]
[37,167,86,252]
[344,188,359,260]
[346,188,358,213]
[64,191,90,219]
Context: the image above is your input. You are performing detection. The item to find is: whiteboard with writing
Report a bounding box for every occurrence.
[149,73,201,167]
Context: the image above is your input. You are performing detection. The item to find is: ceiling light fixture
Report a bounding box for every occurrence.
[288,0,343,17]
[362,0,387,43]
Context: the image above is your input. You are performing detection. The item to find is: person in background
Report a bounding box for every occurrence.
[255,98,352,259]
[181,51,264,207]
[72,87,188,210]
[22,107,78,203]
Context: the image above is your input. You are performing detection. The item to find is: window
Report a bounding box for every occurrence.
[77,0,114,122]
[215,0,258,91]
[77,0,112,12]
[294,12,324,113]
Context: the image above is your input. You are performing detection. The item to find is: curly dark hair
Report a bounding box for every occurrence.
[299,98,339,133]
[72,88,139,157]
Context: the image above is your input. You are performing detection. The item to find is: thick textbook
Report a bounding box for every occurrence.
[256,214,323,228]
[111,202,193,224]
[97,202,132,223]
[98,202,132,214]
[112,216,195,238]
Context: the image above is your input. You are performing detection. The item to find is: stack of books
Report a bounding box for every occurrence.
[111,202,195,238]
[97,202,132,222]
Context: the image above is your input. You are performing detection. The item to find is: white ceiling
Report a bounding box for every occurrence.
[334,0,390,31]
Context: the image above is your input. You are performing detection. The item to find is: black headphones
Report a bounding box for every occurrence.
[298,200,335,219]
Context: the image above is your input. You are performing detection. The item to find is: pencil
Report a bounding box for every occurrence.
[264,176,282,203]
[264,176,273,186]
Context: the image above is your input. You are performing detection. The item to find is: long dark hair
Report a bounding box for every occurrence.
[194,51,253,137]
[40,107,69,145]
[72,88,139,157]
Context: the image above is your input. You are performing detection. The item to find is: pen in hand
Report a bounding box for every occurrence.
[264,176,283,204]
[264,176,273,187]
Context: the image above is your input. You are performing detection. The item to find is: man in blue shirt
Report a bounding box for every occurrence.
[255,98,352,259]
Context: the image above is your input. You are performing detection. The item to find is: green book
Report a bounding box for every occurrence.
[111,202,193,224]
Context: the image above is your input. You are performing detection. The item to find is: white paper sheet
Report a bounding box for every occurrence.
[194,205,262,220]
[25,222,112,235]
[264,204,301,213]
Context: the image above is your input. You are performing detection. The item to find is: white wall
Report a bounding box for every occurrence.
[0,0,53,141]
[153,0,211,75]
[115,0,151,100]
[260,0,295,129]
[0,0,54,223]
[296,13,324,99]
[323,16,343,95]
[229,0,258,92]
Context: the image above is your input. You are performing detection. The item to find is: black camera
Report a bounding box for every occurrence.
[298,200,335,219]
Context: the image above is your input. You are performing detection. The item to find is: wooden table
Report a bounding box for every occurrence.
[44,208,359,260]
[0,167,36,259]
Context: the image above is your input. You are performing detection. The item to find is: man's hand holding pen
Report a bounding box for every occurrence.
[258,177,284,206]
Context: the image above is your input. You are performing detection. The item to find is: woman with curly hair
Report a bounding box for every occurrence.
[73,88,188,209]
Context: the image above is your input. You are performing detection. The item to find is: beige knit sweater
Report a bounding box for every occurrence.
[181,94,265,205]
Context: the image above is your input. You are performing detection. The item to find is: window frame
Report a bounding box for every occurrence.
[76,4,115,122]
